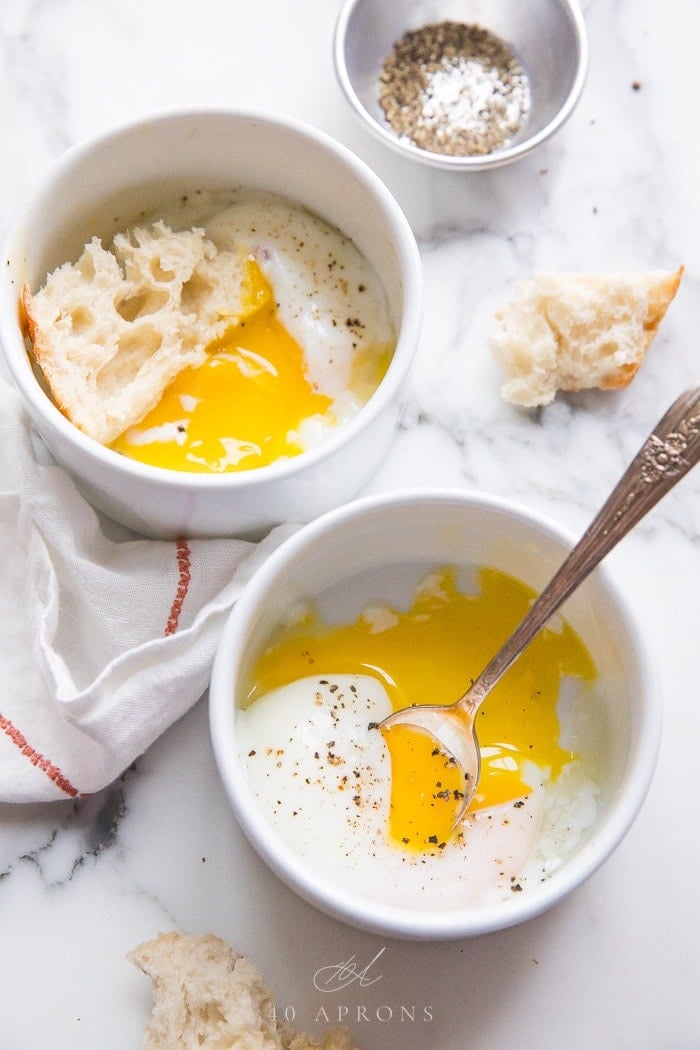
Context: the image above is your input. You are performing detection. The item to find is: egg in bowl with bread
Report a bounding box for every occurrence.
[23,191,395,475]
[0,109,423,538]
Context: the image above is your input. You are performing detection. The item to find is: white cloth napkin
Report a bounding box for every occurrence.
[0,379,295,803]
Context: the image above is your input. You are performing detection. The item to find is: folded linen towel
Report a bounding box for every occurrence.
[0,378,294,803]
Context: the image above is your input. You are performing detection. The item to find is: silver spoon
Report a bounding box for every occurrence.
[380,386,700,827]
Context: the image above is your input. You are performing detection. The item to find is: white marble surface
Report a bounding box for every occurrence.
[1,1,699,1047]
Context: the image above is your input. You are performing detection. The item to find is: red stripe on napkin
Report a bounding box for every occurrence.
[165,539,192,636]
[0,712,80,798]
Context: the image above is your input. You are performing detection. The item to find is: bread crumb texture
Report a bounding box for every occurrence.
[23,223,248,444]
[128,932,358,1050]
[490,267,683,407]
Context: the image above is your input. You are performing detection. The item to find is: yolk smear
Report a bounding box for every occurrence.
[349,343,393,403]
[111,258,333,472]
[246,566,597,852]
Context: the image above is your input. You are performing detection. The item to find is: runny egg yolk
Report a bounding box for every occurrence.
[110,259,333,472]
[245,567,597,854]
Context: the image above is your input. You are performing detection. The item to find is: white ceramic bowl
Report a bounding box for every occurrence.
[210,489,661,940]
[334,0,588,171]
[0,109,423,538]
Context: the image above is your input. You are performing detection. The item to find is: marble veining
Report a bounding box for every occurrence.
[0,0,698,1047]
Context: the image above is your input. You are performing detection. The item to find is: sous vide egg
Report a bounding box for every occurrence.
[238,566,602,910]
[112,194,395,473]
[238,672,547,908]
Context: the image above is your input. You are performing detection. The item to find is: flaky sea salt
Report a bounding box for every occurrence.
[420,56,529,151]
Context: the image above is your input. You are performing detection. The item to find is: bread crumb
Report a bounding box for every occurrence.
[129,932,358,1050]
[490,267,683,407]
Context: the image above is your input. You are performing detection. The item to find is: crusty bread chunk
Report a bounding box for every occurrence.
[23,222,246,444]
[128,932,358,1050]
[490,267,683,407]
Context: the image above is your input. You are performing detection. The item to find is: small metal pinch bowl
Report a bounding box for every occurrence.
[333,0,588,171]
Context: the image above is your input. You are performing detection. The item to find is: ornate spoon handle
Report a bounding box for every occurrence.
[461,386,700,711]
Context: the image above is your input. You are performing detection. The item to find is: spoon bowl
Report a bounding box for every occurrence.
[381,386,700,826]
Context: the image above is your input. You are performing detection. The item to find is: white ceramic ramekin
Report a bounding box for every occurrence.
[0,109,423,538]
[209,489,661,940]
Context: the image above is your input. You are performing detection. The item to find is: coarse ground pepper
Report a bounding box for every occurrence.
[379,21,531,157]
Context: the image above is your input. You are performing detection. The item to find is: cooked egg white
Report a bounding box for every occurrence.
[204,197,395,410]
[239,674,551,909]
[238,567,602,910]
[112,194,395,473]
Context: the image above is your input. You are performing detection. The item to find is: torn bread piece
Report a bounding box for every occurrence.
[490,267,684,408]
[23,221,247,445]
[129,932,358,1050]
